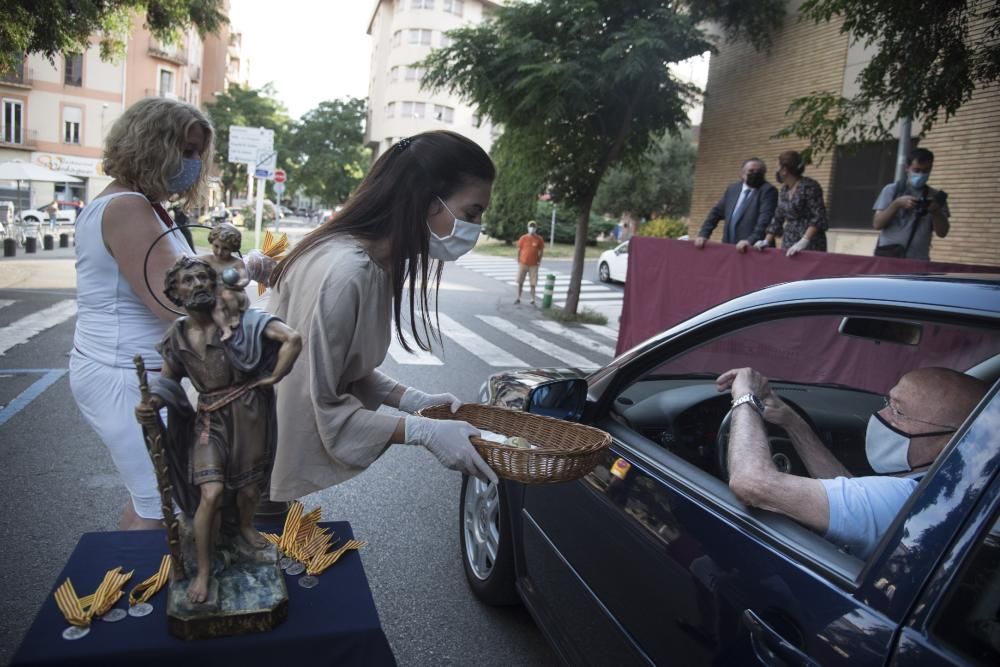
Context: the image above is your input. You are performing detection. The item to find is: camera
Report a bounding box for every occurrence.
[914,190,947,218]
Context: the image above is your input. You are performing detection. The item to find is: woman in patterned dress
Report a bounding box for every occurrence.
[759,150,829,256]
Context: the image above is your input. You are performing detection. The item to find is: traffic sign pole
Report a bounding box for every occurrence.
[255,178,266,249]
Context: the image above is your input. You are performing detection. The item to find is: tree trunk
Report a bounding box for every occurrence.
[564,194,595,315]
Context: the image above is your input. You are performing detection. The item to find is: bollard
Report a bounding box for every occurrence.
[3,238,15,257]
[43,234,54,250]
[25,236,37,253]
[541,273,556,309]
[59,233,69,248]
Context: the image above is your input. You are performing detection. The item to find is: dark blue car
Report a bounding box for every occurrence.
[462,274,1000,666]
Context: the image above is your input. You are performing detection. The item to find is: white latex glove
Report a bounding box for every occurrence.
[398,387,461,414]
[404,415,498,484]
[786,238,810,257]
[753,239,769,251]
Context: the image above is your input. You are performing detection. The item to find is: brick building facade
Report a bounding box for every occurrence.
[690,3,999,265]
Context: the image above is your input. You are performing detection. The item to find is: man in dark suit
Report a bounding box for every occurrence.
[695,158,778,253]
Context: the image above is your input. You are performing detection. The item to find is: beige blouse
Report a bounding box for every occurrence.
[269,236,400,500]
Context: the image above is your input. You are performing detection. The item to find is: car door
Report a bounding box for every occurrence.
[611,243,629,281]
[517,339,1000,666]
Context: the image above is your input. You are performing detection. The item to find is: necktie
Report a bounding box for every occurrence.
[729,188,751,240]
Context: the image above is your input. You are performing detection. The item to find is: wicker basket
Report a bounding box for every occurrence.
[417,403,611,484]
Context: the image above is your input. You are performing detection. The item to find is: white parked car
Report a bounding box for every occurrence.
[597,241,629,283]
[20,206,76,226]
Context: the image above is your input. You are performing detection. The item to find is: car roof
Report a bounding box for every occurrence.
[725,273,1000,316]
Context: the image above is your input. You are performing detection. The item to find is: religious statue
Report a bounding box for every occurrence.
[134,255,302,639]
[201,223,249,342]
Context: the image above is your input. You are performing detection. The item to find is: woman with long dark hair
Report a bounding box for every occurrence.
[268,131,498,500]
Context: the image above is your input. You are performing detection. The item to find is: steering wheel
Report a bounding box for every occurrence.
[716,398,819,481]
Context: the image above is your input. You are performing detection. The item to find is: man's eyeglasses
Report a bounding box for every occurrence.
[881,396,957,431]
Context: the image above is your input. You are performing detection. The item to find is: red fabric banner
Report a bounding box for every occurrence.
[616,238,1000,356]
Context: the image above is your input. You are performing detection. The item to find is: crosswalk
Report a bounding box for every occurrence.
[455,254,625,309]
[384,311,618,369]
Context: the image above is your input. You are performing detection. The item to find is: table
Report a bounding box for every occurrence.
[12,522,395,666]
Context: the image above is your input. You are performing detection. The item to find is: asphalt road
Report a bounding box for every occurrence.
[0,246,624,665]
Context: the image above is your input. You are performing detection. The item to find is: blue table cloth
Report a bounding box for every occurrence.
[12,521,395,666]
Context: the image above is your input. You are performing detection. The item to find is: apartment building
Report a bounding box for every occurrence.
[365,0,500,158]
[0,11,245,212]
[689,2,999,265]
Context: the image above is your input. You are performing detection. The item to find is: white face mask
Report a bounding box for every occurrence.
[428,197,480,261]
[865,413,954,473]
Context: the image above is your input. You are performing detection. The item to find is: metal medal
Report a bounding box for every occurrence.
[101,608,127,622]
[298,575,319,589]
[62,625,90,640]
[286,562,305,576]
[128,603,154,618]
[279,556,294,570]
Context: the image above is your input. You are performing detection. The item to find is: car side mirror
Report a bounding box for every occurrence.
[526,379,588,421]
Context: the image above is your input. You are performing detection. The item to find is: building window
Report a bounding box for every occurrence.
[439,33,453,48]
[401,101,425,118]
[2,99,23,144]
[158,68,175,97]
[405,65,424,82]
[386,102,396,118]
[392,30,402,47]
[62,106,82,144]
[443,0,464,16]
[408,29,432,45]
[389,66,399,82]
[828,139,910,229]
[64,54,83,86]
[433,105,454,123]
[412,0,434,8]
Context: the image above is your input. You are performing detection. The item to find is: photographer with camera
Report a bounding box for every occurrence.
[872,148,950,260]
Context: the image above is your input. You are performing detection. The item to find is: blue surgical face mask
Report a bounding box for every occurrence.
[427,197,480,261]
[908,172,929,190]
[167,158,202,194]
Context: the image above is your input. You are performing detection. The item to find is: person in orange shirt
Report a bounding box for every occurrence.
[515,221,545,304]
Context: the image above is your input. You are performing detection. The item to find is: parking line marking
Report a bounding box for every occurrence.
[0,369,67,426]
[533,320,615,357]
[477,316,597,368]
[436,314,526,367]
[0,300,77,356]
[0,300,14,310]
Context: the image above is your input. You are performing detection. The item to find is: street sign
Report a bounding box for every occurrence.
[253,148,278,179]
[229,126,274,165]
[274,182,285,195]
[274,169,286,184]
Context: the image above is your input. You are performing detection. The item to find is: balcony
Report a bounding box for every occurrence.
[189,65,201,82]
[0,63,32,88]
[148,39,187,66]
[0,129,38,149]
[144,88,179,100]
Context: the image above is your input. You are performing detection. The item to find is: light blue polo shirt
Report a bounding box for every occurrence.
[821,476,919,559]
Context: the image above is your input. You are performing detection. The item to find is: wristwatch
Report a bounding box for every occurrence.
[732,393,765,415]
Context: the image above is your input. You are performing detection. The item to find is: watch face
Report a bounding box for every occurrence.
[750,395,765,412]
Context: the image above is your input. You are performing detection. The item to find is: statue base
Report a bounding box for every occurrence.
[166,542,288,640]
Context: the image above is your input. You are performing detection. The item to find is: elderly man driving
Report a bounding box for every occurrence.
[718,366,988,558]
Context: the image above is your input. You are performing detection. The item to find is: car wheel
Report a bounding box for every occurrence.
[598,261,611,283]
[460,475,518,606]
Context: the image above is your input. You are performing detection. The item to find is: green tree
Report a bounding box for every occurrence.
[482,129,546,244]
[0,0,226,74]
[289,98,369,206]
[422,0,783,314]
[593,131,698,220]
[777,0,1000,159]
[204,84,294,203]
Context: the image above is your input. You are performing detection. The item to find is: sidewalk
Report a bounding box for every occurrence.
[0,244,77,290]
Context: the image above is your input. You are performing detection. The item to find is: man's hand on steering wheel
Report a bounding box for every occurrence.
[716,367,793,427]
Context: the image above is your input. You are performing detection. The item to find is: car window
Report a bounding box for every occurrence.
[930,506,1000,664]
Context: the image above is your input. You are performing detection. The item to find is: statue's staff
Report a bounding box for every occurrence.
[133,354,184,581]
